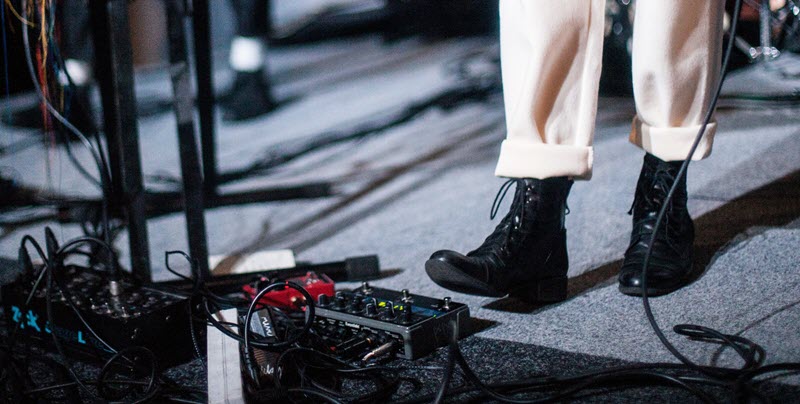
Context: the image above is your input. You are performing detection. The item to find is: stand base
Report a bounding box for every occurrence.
[721,52,800,101]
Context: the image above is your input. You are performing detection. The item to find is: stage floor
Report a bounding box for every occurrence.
[2,33,799,401]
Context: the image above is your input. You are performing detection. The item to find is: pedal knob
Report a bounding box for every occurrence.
[335,292,347,309]
[349,296,364,313]
[400,289,411,302]
[401,303,413,323]
[381,302,396,321]
[361,281,373,295]
[441,297,451,311]
[365,303,378,317]
[317,294,330,307]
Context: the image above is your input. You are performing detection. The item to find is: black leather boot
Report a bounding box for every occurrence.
[619,153,694,296]
[425,177,573,302]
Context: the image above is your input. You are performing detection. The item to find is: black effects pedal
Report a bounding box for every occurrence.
[2,265,196,367]
[313,284,470,360]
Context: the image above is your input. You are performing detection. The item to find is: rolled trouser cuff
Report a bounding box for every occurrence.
[629,116,716,162]
[494,139,593,180]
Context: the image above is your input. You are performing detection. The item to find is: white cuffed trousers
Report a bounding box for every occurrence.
[494,0,725,180]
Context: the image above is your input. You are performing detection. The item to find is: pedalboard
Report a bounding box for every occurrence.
[2,265,197,367]
[312,284,470,360]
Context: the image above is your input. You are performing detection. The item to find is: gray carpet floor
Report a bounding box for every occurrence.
[2,33,799,401]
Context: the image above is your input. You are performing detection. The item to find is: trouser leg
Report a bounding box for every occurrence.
[629,0,725,161]
[494,0,605,180]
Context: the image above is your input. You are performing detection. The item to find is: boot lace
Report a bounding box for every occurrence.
[627,167,683,255]
[471,179,534,259]
[490,179,518,221]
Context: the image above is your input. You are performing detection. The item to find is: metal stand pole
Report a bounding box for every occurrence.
[190,0,219,198]
[90,0,152,281]
[758,0,778,61]
[166,0,211,281]
[42,0,338,283]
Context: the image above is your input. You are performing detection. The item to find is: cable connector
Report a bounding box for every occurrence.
[361,341,395,362]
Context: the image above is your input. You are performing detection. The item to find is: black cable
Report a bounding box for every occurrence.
[243,281,315,354]
[432,322,456,404]
[14,352,81,403]
[638,0,759,378]
[734,363,800,399]
[165,251,205,361]
[97,346,158,403]
[165,251,198,284]
[19,0,117,282]
[273,347,403,402]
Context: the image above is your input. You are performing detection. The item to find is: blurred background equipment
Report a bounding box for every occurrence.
[721,0,800,102]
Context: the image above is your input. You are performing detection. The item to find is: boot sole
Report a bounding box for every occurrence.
[425,259,567,303]
[425,258,505,297]
[618,265,693,297]
[618,285,674,297]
